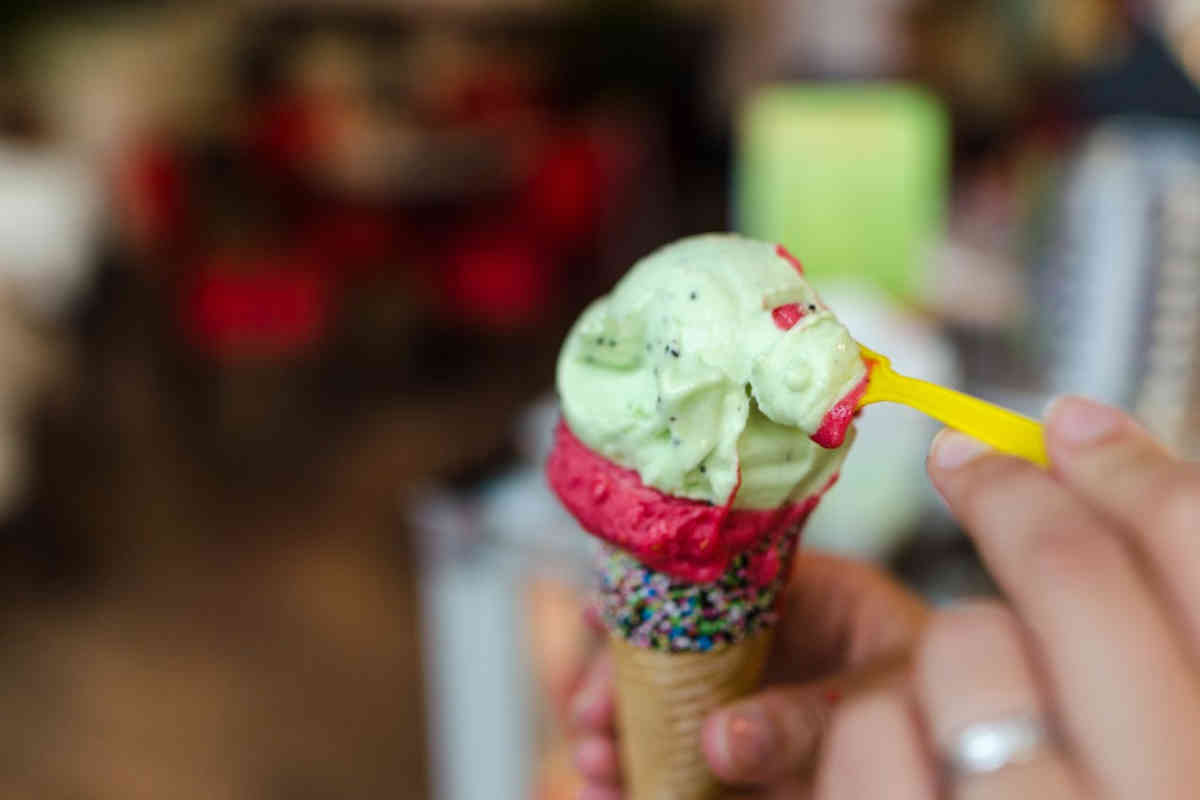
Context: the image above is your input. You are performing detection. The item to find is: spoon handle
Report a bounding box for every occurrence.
[863,364,1048,467]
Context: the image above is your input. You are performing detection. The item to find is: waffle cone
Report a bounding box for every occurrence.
[610,630,773,800]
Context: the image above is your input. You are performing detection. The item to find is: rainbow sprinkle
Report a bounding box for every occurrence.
[595,527,801,653]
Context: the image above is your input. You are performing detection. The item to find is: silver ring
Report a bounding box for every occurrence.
[942,713,1052,777]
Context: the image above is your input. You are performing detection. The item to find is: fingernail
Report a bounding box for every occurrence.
[1046,395,1122,446]
[712,706,773,774]
[931,429,990,470]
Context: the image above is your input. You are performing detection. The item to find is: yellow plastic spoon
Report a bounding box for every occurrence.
[857,343,1048,467]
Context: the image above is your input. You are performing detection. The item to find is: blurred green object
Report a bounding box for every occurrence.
[736,85,948,301]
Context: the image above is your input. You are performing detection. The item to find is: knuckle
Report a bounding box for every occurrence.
[1025,523,1123,586]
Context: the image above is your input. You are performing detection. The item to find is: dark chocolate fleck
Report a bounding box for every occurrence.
[669,416,677,422]
[596,336,604,345]
[689,291,697,300]
[699,465,707,473]
[808,304,817,311]
[607,339,617,347]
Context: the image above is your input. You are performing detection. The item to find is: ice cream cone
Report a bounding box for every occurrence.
[592,527,800,799]
[610,630,773,800]
[545,237,867,798]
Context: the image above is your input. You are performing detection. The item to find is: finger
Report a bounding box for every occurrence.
[574,735,622,786]
[577,785,623,800]
[914,602,1089,800]
[702,683,835,784]
[929,431,1200,798]
[726,777,813,800]
[584,603,608,634]
[771,554,929,681]
[814,689,935,800]
[704,652,910,785]
[945,758,1085,800]
[569,652,616,734]
[1046,395,1200,649]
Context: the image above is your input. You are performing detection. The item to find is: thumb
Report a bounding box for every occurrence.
[701,653,909,785]
[701,682,835,785]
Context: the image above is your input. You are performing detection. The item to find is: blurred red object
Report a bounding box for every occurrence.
[117,139,190,255]
[250,95,333,178]
[110,24,650,354]
[304,208,400,281]
[440,225,554,331]
[525,127,637,252]
[443,68,536,128]
[434,124,641,330]
[181,250,333,361]
[526,133,608,248]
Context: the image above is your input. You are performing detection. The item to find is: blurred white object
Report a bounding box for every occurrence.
[413,397,591,800]
[1032,121,1200,456]
[0,145,101,319]
[1035,126,1157,407]
[803,281,959,559]
[0,143,86,519]
[416,510,534,800]
[787,0,914,76]
[1139,174,1200,452]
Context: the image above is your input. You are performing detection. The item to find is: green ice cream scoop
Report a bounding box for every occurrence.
[557,234,867,510]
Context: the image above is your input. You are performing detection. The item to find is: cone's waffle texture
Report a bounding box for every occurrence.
[611,631,773,800]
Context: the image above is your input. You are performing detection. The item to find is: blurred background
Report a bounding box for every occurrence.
[1,0,1199,797]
